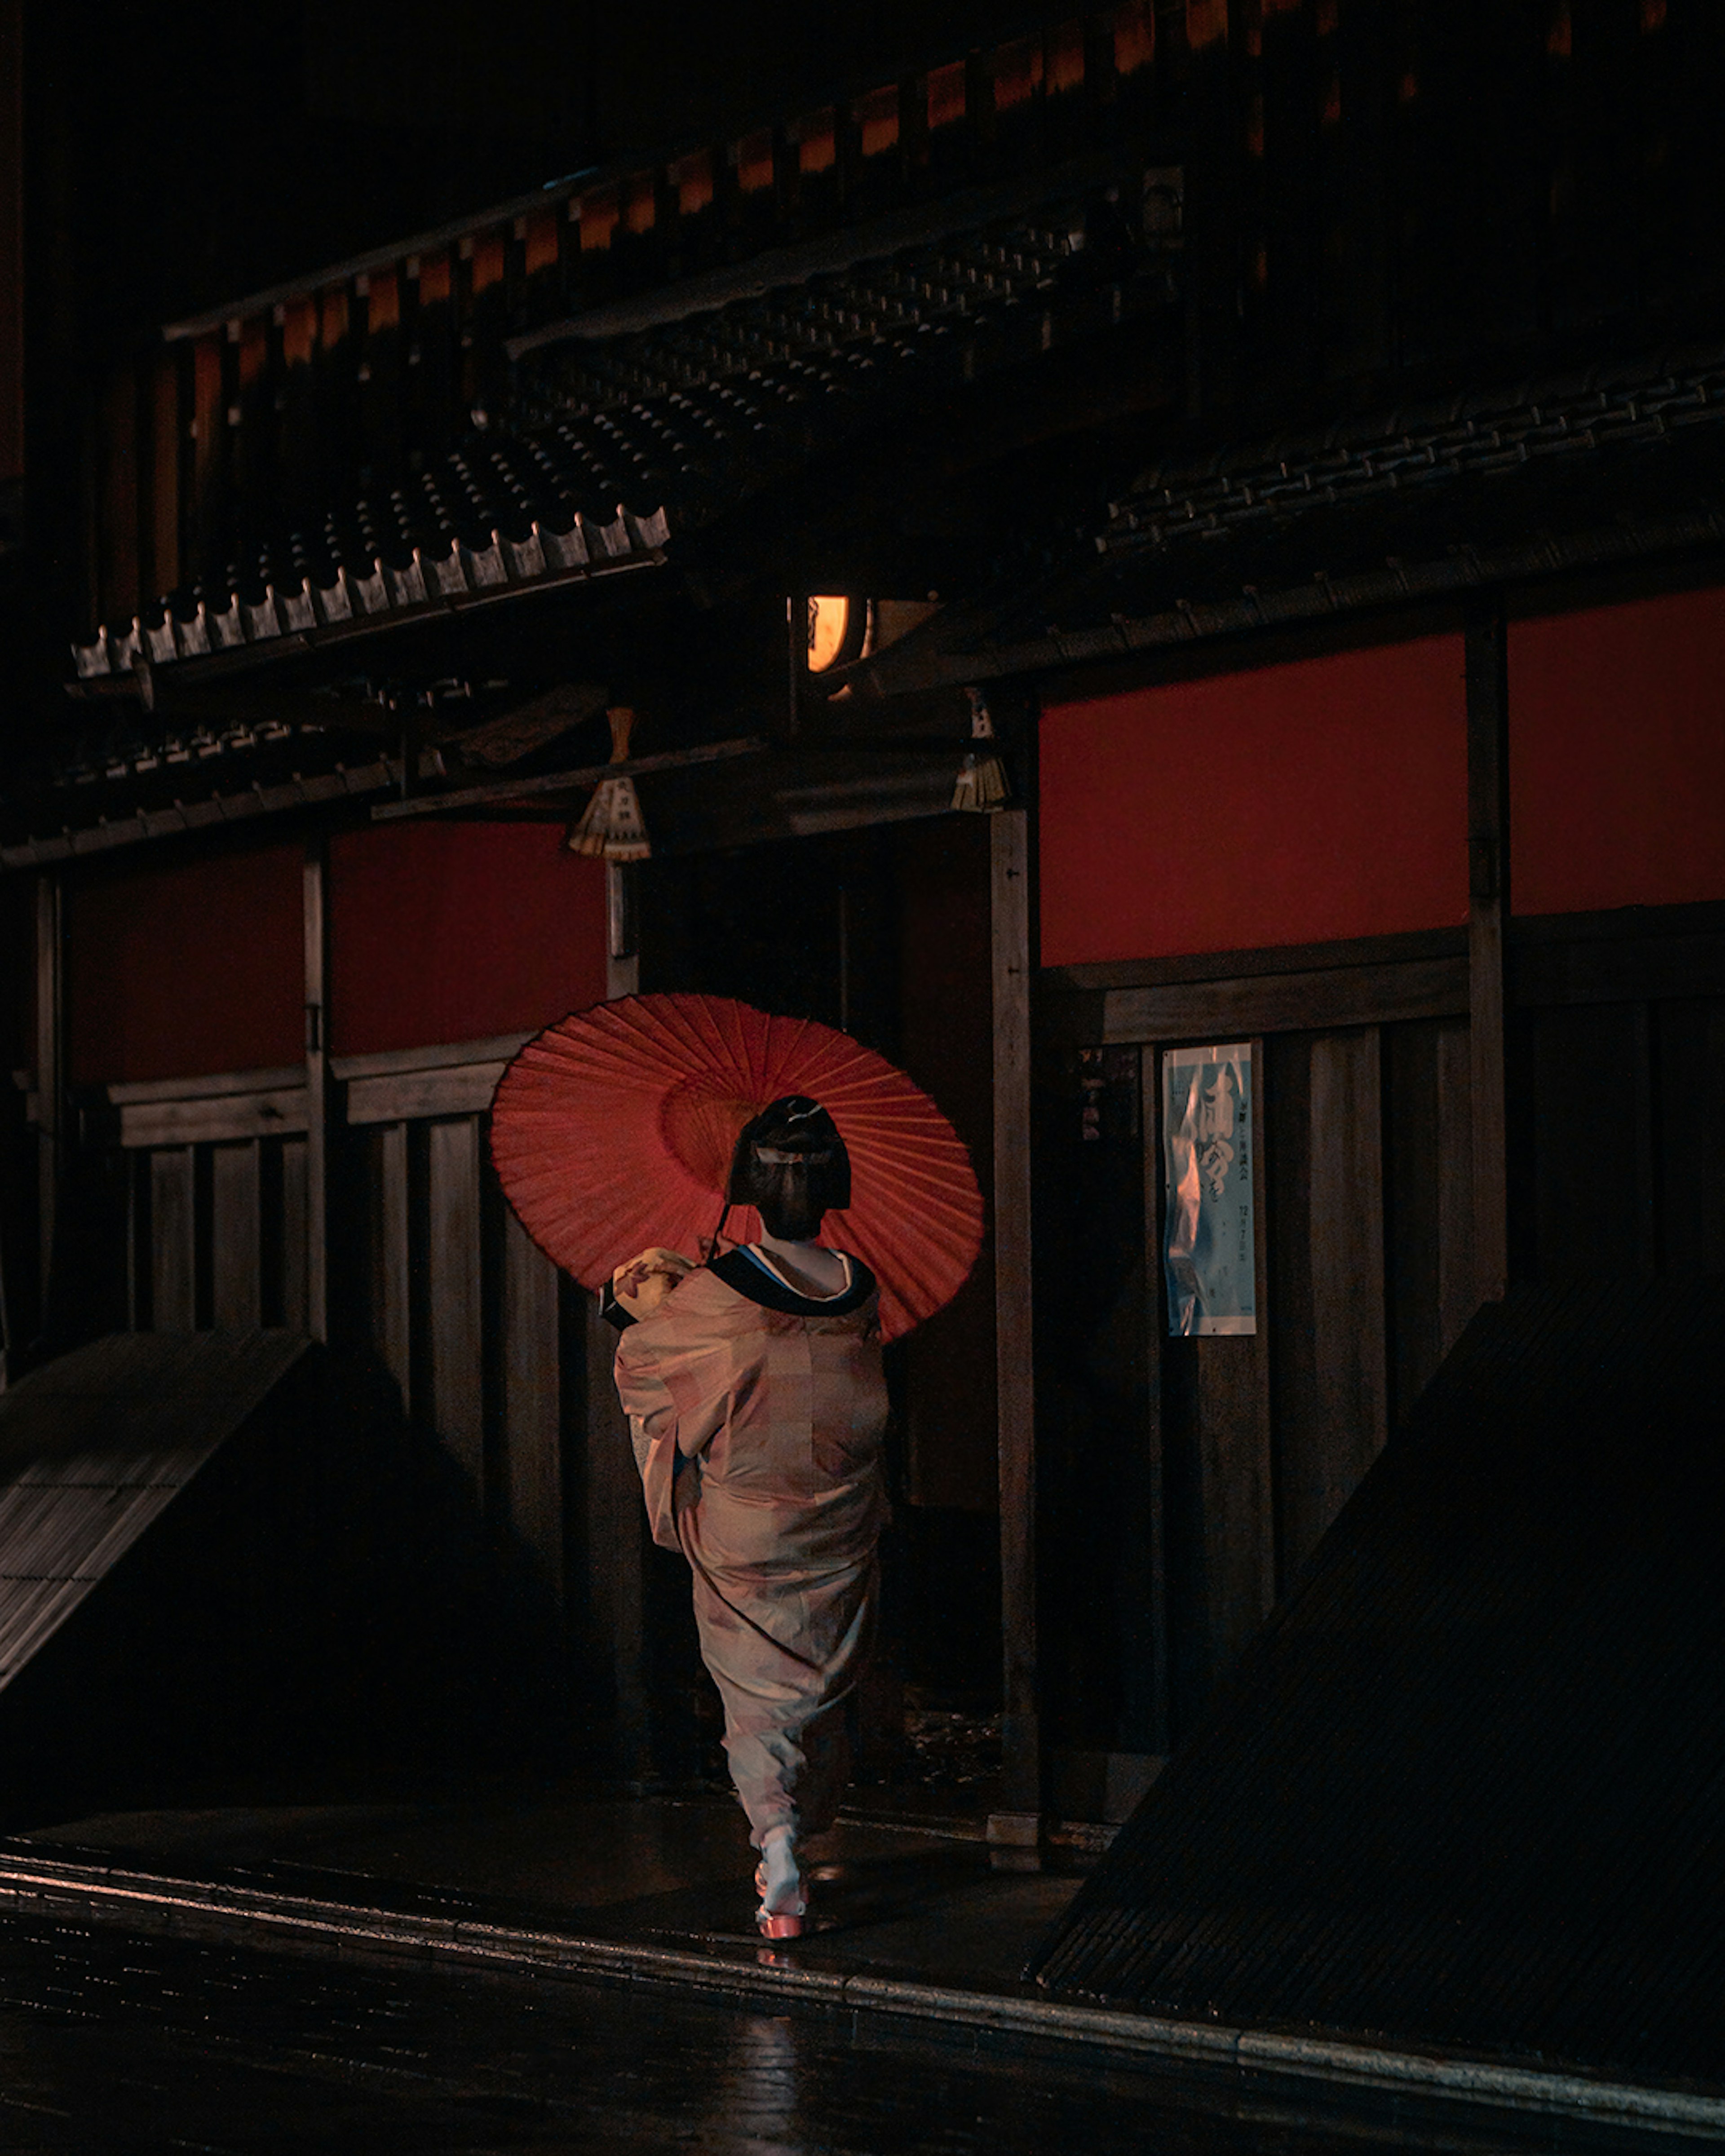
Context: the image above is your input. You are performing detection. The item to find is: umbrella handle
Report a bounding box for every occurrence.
[703,1198,748,1262]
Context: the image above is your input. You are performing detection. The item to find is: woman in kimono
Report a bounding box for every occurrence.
[604,1096,888,1938]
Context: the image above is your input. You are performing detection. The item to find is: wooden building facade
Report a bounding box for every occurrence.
[2,0,1723,1843]
[1031,590,1725,1798]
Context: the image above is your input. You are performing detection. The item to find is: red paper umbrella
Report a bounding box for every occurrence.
[490,992,983,1340]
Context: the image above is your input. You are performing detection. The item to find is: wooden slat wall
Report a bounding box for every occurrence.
[424,1115,485,1490]
[97,1058,579,1630]
[1164,1328,1276,1723]
[366,1121,412,1414]
[1384,1015,1474,1423]
[208,1141,261,1330]
[1268,1026,1389,1586]
[1059,906,1725,1751]
[501,1207,562,1604]
[346,1107,579,1642]
[150,1146,195,1330]
[279,1136,308,1334]
[991,808,1040,1852]
[583,1296,649,1776]
[80,901,1723,1776]
[1113,1020,1400,1740]
[1146,1018,1398,1732]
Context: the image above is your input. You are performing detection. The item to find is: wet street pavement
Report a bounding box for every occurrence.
[0,1912,1706,2156]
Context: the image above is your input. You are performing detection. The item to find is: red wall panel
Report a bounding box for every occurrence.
[66,845,303,1085]
[1039,635,1468,968]
[329,823,607,1056]
[1509,588,1725,917]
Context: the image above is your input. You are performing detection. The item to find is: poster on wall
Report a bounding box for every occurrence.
[1163,1041,1257,1337]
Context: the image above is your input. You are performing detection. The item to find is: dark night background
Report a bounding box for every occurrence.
[40,4,1045,332]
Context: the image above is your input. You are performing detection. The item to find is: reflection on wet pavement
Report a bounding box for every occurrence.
[27,1792,768,1907]
[0,1913,1688,2156]
[24,1796,1084,1989]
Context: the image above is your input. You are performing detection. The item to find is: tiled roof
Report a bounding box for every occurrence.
[0,719,442,870]
[72,160,1177,684]
[1097,347,1725,565]
[843,341,1725,690]
[72,464,670,682]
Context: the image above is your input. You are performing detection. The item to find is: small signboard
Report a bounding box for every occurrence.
[1163,1041,1257,1337]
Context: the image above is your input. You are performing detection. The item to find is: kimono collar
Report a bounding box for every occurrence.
[711,1246,875,1317]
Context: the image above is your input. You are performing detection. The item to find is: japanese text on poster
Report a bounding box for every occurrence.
[1163,1042,1256,1337]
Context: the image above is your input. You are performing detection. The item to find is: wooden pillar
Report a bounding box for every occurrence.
[370,1121,412,1414]
[503,1207,563,1605]
[1138,1046,1172,1756]
[989,806,1040,1869]
[591,854,648,1774]
[1465,603,1511,1305]
[1274,1029,1387,1580]
[302,837,331,1341]
[585,1292,649,1776]
[425,1114,484,1486]
[606,861,639,1000]
[279,1135,310,1332]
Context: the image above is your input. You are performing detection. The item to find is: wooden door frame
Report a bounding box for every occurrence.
[989,805,1041,1869]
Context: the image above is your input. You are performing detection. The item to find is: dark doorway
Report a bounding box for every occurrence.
[638,819,1003,1788]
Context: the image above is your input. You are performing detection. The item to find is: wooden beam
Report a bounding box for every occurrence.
[1099,954,1466,1043]
[331,1034,532,1081]
[370,735,768,822]
[102,1065,307,1104]
[102,1079,310,1149]
[1465,602,1510,1304]
[989,805,1040,1869]
[1047,923,1467,997]
[505,150,1153,358]
[345,1060,515,1125]
[335,1031,531,1123]
[0,758,406,872]
[302,837,331,1340]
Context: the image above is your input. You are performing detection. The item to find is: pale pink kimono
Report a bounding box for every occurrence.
[612,1256,889,1847]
